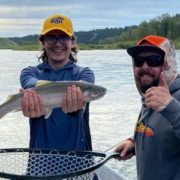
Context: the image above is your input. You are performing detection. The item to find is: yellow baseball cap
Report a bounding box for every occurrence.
[40,13,74,36]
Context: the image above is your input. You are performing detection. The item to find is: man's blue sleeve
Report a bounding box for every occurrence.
[78,67,95,84]
[20,66,39,89]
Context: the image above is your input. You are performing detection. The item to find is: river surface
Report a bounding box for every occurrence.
[0,49,180,180]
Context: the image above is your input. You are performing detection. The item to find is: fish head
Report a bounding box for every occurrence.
[83,85,107,102]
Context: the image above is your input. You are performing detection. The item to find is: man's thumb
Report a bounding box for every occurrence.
[158,71,168,88]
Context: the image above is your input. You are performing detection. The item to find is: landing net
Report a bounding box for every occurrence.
[0,149,104,180]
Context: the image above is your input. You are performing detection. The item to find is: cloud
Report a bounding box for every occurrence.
[0,0,179,37]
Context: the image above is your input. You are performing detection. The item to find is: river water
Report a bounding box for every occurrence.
[0,49,179,180]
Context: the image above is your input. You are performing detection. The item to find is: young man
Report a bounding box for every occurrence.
[20,13,95,151]
[114,35,180,180]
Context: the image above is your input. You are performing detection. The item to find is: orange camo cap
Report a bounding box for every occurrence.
[137,35,166,46]
[127,35,166,57]
[128,34,177,88]
[41,13,74,36]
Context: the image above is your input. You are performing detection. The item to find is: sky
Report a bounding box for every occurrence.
[0,0,180,37]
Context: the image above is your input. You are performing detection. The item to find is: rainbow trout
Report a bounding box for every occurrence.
[0,80,107,119]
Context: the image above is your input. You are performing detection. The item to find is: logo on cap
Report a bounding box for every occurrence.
[50,17,64,24]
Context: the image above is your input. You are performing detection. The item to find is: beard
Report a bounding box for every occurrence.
[137,69,159,94]
[140,79,159,93]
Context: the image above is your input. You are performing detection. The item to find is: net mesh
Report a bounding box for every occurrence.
[0,149,104,180]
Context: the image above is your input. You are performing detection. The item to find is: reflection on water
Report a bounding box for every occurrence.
[0,49,180,180]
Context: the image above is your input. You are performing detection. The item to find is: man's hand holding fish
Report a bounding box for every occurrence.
[62,85,84,114]
[20,84,86,118]
[21,89,45,118]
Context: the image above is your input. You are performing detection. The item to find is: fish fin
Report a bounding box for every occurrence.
[13,109,21,113]
[81,102,86,115]
[45,108,52,119]
[13,107,22,112]
[35,80,52,87]
[7,94,16,100]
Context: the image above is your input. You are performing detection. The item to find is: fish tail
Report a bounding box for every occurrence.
[0,103,9,119]
[0,99,19,119]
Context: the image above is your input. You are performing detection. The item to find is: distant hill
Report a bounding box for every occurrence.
[0,38,19,49]
[8,27,126,45]
[8,35,39,44]
[74,28,128,44]
[6,27,137,50]
[2,13,180,50]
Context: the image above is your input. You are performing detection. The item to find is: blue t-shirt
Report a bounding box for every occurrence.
[20,61,95,151]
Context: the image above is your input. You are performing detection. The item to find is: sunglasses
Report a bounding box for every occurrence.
[133,55,164,67]
[44,35,72,45]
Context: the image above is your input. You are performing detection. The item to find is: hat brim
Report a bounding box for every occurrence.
[41,28,73,36]
[39,28,73,41]
[127,45,165,57]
